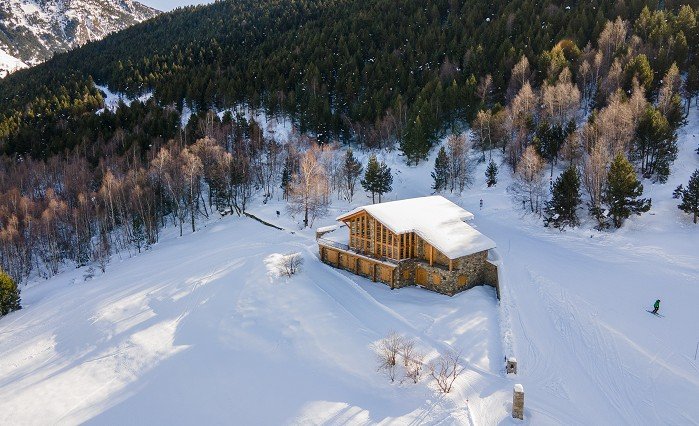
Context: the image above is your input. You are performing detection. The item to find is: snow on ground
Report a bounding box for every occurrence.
[1,109,698,424]
[0,217,506,424]
[96,85,153,113]
[0,47,27,78]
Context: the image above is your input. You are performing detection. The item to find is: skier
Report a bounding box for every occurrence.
[652,299,660,315]
[480,199,483,210]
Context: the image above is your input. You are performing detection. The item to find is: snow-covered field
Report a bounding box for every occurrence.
[1,109,698,424]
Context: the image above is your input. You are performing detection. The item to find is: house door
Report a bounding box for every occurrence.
[416,267,428,286]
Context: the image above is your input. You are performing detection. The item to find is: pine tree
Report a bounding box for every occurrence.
[342,148,363,202]
[485,159,498,187]
[280,160,291,201]
[633,106,677,182]
[544,164,582,229]
[377,161,393,203]
[361,154,392,203]
[132,216,147,253]
[431,147,450,192]
[673,169,699,224]
[401,115,430,165]
[603,154,651,228]
[0,270,21,317]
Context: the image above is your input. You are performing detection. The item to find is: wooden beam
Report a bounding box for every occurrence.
[429,244,433,266]
[449,259,453,272]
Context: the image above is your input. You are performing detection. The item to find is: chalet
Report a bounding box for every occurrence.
[317,196,499,297]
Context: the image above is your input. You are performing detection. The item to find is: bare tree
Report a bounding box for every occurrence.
[598,18,628,68]
[507,55,531,101]
[541,69,580,126]
[446,134,473,193]
[507,146,547,214]
[429,349,464,393]
[288,149,330,228]
[583,140,612,218]
[477,74,493,106]
[506,82,539,169]
[471,110,493,159]
[375,332,404,383]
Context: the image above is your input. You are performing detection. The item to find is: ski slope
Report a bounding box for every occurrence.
[0,110,698,424]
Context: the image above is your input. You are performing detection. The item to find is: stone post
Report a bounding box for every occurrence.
[506,357,517,374]
[512,384,524,420]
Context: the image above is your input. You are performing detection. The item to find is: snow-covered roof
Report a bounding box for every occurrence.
[337,196,496,259]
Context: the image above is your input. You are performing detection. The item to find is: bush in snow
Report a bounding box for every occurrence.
[375,332,404,382]
[281,253,304,277]
[375,333,426,384]
[266,252,304,278]
[429,349,464,393]
[400,340,425,384]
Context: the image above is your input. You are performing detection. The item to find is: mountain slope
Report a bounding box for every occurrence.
[0,46,26,77]
[0,0,158,71]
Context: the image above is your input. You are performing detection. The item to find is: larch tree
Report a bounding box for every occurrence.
[446,134,472,193]
[673,169,699,224]
[603,154,651,228]
[506,82,539,169]
[657,63,685,129]
[508,146,547,214]
[472,110,493,159]
[288,150,330,228]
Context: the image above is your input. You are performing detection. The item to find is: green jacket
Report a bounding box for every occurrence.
[654,300,660,309]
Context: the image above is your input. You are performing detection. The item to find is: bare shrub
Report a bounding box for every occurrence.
[281,253,304,277]
[429,349,464,393]
[404,350,425,384]
[375,332,404,382]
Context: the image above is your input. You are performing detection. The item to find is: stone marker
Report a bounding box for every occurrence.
[506,357,517,374]
[512,384,524,420]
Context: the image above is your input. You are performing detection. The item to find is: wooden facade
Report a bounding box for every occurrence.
[342,210,452,269]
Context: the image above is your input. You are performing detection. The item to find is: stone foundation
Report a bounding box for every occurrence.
[319,243,499,298]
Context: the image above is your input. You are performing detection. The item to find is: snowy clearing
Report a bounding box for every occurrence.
[1,110,698,424]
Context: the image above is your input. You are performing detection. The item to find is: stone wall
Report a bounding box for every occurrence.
[319,243,499,298]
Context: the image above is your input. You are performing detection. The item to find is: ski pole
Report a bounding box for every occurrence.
[695,341,699,361]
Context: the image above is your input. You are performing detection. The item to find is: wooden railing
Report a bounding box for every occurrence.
[317,237,350,251]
